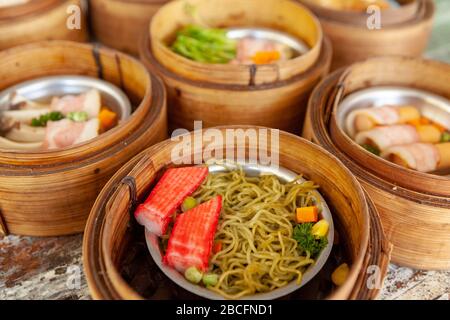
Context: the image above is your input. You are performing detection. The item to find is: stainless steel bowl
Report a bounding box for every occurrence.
[0,75,132,120]
[145,162,334,300]
[336,86,450,136]
[226,27,310,57]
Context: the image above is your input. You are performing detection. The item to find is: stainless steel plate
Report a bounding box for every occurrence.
[226,27,310,57]
[0,75,132,121]
[145,161,334,300]
[337,86,450,136]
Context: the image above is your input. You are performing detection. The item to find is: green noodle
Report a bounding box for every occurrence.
[192,166,321,299]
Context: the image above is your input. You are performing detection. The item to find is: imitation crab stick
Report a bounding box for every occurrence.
[134,166,209,236]
[163,196,222,272]
[296,206,319,223]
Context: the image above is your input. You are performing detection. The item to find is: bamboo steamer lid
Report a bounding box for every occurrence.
[140,0,332,134]
[0,0,88,50]
[303,56,450,269]
[298,0,435,70]
[90,0,169,55]
[0,41,167,236]
[83,127,391,300]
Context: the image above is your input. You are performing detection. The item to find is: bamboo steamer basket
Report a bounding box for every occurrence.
[0,41,167,237]
[83,127,392,300]
[303,56,450,270]
[89,0,169,55]
[298,0,434,70]
[140,0,332,134]
[0,0,88,50]
[300,0,420,26]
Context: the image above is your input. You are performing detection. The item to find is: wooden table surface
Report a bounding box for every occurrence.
[1,0,449,300]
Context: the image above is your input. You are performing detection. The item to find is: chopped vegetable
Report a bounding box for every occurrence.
[67,111,89,122]
[293,222,328,258]
[184,266,203,284]
[311,219,329,238]
[171,25,237,64]
[31,111,64,127]
[202,273,219,287]
[98,107,117,132]
[331,263,349,286]
[441,132,450,143]
[361,143,381,156]
[296,206,318,223]
[181,196,197,212]
[252,50,281,65]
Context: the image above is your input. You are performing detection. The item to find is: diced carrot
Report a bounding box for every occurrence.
[213,241,222,254]
[296,206,319,223]
[406,118,421,127]
[99,107,118,132]
[432,122,447,133]
[419,117,430,125]
[252,51,281,65]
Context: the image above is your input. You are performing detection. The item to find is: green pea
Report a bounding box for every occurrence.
[181,197,197,212]
[184,267,203,284]
[441,132,450,143]
[202,273,218,287]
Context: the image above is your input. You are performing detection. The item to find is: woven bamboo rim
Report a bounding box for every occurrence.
[83,127,391,300]
[298,0,420,26]
[0,0,88,50]
[0,0,60,20]
[301,0,434,70]
[0,41,167,236]
[149,0,323,86]
[303,59,450,269]
[90,0,169,55]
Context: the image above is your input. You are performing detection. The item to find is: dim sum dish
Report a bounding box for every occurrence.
[142,163,334,299]
[297,0,434,70]
[0,76,131,151]
[303,56,450,269]
[83,127,391,300]
[338,87,450,174]
[0,41,167,236]
[140,0,332,133]
[0,0,87,50]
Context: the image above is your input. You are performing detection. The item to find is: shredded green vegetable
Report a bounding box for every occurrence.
[171,25,237,64]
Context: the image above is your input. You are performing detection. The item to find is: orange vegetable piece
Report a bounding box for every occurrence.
[251,50,281,65]
[420,117,430,125]
[296,206,319,223]
[99,107,118,132]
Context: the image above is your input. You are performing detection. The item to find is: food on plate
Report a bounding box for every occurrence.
[355,124,441,151]
[381,142,450,173]
[171,25,295,65]
[0,89,118,151]
[346,104,450,173]
[346,105,420,137]
[134,166,209,236]
[136,165,332,299]
[331,263,349,286]
[164,196,222,272]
